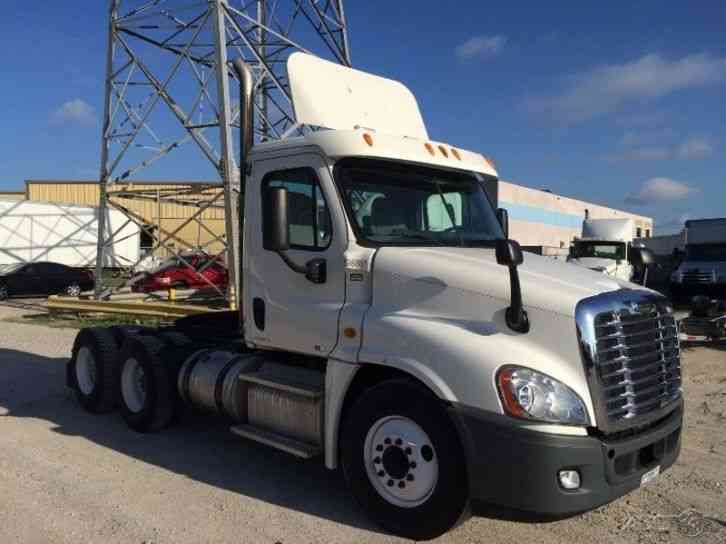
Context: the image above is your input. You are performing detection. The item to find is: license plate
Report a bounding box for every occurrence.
[640,465,660,486]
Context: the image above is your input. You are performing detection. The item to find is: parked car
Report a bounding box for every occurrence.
[127,252,228,293]
[0,262,94,300]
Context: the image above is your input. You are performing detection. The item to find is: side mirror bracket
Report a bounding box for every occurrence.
[495,239,530,333]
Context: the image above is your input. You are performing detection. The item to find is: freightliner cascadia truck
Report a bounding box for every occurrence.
[67,54,683,540]
[568,218,637,282]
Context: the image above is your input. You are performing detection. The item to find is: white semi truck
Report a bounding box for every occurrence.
[568,218,638,281]
[66,54,683,540]
[670,218,726,301]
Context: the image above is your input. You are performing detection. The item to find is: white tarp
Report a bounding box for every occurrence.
[0,199,139,267]
[288,52,429,139]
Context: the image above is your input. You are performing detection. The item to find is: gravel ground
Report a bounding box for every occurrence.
[1,300,725,543]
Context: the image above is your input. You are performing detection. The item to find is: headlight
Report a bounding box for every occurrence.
[496,366,590,426]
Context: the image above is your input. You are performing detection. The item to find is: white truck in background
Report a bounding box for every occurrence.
[568,218,638,282]
[670,218,726,300]
[65,54,683,539]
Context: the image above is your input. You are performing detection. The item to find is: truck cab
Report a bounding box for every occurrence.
[670,218,726,300]
[67,53,683,540]
[568,218,636,282]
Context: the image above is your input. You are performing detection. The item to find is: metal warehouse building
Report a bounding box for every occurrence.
[21,179,651,257]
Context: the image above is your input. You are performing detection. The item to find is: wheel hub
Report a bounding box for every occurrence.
[364,416,438,508]
[121,358,147,413]
[75,346,97,396]
[381,446,409,480]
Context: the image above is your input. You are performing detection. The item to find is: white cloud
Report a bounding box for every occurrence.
[455,35,506,60]
[51,98,98,126]
[524,53,726,122]
[676,137,714,159]
[625,177,699,205]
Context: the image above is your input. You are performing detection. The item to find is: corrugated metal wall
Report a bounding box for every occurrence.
[26,182,227,257]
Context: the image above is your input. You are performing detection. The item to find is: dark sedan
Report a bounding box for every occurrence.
[0,262,94,300]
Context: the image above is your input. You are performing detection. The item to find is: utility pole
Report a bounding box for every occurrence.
[94,0,351,306]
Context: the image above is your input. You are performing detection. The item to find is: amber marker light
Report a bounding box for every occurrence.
[424,143,435,156]
[438,145,449,158]
[451,148,461,161]
[363,133,374,146]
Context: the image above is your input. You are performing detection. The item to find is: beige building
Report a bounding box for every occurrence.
[0,190,25,201]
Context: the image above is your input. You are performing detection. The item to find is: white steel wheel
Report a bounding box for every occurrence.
[121,358,147,414]
[364,415,439,508]
[0,285,8,300]
[65,283,81,297]
[75,346,97,396]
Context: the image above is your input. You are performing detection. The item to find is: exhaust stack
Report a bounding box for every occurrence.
[232,59,254,335]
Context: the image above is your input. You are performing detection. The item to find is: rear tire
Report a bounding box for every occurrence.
[341,380,470,540]
[118,333,190,432]
[69,327,121,413]
[65,283,81,297]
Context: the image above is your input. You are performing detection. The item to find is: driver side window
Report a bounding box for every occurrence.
[262,168,332,250]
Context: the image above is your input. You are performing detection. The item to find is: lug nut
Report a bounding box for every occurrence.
[373,456,381,464]
[395,438,403,446]
[406,474,414,482]
[405,447,412,455]
[387,479,394,487]
[398,481,406,489]
[376,445,383,452]
[378,470,385,477]
[410,461,417,469]
[384,438,391,445]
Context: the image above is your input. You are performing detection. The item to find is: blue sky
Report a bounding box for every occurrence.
[1,1,724,234]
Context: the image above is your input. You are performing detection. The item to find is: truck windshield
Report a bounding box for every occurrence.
[686,243,726,262]
[334,158,504,247]
[572,241,626,260]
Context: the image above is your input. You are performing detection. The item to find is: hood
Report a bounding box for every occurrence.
[372,247,634,318]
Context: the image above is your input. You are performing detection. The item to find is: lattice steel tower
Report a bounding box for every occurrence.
[94,0,351,305]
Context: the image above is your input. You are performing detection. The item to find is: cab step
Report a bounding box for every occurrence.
[230,424,321,459]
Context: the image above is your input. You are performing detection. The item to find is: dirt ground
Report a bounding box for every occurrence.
[0,300,725,543]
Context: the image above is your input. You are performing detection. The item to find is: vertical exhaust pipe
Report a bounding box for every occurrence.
[232,59,254,335]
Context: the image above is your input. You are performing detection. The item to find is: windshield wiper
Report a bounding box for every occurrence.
[391,232,447,246]
[434,181,464,247]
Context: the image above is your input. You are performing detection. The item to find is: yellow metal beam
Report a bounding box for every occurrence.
[47,296,221,318]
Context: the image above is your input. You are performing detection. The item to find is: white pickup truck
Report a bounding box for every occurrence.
[66,54,683,540]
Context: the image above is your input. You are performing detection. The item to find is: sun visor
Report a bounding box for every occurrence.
[287,52,428,139]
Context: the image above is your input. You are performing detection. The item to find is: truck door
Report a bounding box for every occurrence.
[246,153,347,356]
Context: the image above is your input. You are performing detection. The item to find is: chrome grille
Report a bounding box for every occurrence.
[681,270,714,284]
[576,290,682,433]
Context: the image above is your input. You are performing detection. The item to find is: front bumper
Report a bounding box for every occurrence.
[449,401,682,517]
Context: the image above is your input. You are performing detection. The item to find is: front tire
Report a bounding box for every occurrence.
[341,380,470,540]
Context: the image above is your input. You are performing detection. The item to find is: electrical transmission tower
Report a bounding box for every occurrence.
[94,0,351,306]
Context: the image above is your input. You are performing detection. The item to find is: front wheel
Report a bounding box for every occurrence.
[341,380,470,540]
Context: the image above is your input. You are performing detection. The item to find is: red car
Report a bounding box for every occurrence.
[129,253,228,293]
